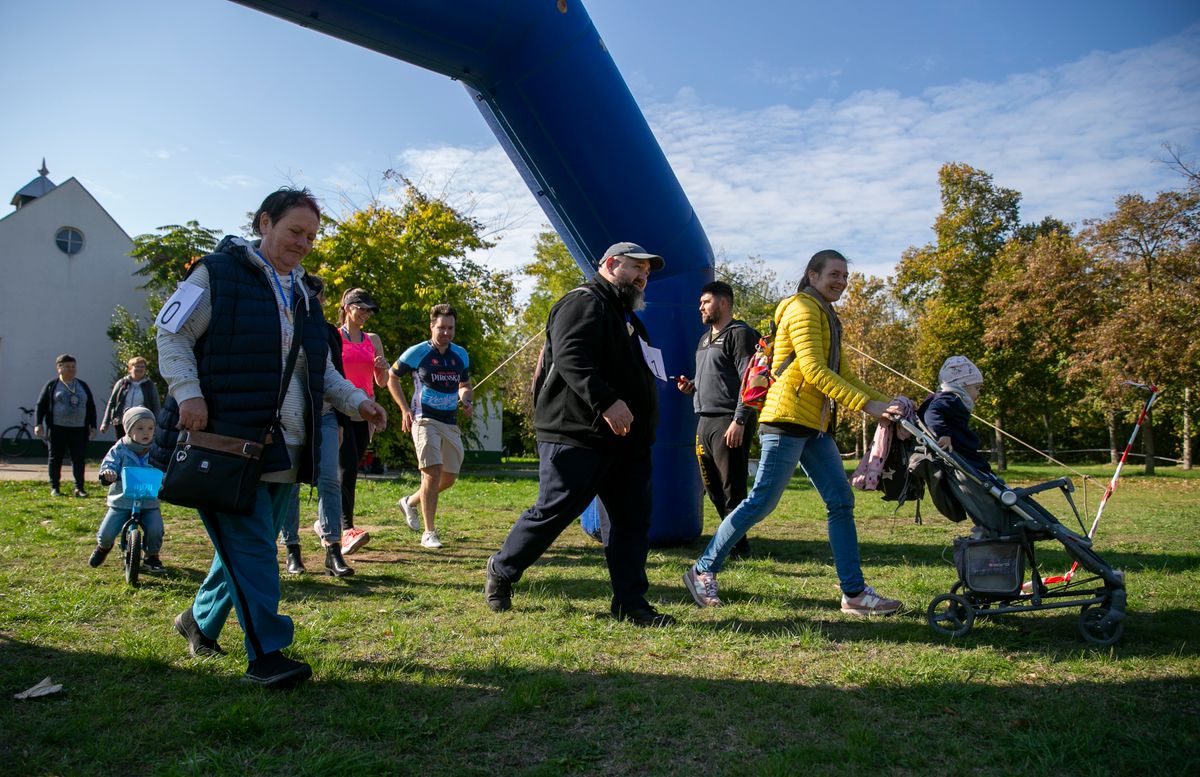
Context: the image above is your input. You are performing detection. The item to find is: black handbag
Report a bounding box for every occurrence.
[159,309,304,516]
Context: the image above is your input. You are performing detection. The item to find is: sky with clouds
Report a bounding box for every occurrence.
[2,1,1198,293]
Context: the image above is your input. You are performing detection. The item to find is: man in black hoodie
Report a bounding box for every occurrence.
[485,242,674,626]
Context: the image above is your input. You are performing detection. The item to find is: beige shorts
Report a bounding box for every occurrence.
[412,417,464,474]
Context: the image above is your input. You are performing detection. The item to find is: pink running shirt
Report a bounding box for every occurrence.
[340,328,378,398]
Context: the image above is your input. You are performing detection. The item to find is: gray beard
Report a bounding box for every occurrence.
[614,280,646,311]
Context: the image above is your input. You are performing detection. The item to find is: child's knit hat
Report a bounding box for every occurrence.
[938,356,984,388]
[122,406,156,430]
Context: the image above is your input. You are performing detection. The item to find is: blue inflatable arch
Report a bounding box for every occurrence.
[234,0,712,545]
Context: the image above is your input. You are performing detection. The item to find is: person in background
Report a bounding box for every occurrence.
[683,249,906,617]
[90,406,164,572]
[100,356,161,440]
[35,354,97,498]
[281,279,355,577]
[389,304,474,550]
[675,281,760,560]
[154,188,386,688]
[484,242,674,626]
[336,288,389,555]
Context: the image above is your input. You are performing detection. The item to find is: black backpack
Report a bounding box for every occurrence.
[880,432,924,506]
[907,444,968,523]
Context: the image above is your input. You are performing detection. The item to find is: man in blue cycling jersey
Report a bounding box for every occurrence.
[388,303,474,550]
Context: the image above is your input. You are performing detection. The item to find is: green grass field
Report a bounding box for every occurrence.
[2,463,1198,775]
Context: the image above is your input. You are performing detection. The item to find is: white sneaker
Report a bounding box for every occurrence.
[312,520,330,548]
[420,530,443,549]
[399,496,422,532]
[841,585,901,616]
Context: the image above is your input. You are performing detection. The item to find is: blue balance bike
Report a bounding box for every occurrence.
[118,467,163,587]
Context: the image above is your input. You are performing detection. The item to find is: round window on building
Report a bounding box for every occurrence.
[55,226,85,255]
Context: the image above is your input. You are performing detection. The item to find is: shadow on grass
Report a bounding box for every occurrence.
[2,634,1198,776]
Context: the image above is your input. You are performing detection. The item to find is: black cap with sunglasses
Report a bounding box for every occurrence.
[341,288,380,312]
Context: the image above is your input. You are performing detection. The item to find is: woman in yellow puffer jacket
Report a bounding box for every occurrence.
[684,250,905,616]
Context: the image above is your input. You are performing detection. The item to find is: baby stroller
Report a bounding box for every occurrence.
[897,417,1127,646]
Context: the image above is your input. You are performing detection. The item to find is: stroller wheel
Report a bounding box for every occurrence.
[1078,603,1123,647]
[928,593,974,637]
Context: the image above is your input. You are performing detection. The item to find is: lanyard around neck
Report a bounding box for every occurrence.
[257,250,296,320]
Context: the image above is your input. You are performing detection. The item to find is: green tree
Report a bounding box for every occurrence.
[1078,186,1200,473]
[896,162,1021,467]
[304,181,516,467]
[716,255,789,332]
[838,273,917,455]
[129,221,222,294]
[109,221,223,388]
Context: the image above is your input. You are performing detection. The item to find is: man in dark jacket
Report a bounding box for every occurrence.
[675,281,760,558]
[485,242,674,626]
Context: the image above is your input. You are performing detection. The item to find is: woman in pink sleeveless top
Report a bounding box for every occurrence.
[337,288,389,554]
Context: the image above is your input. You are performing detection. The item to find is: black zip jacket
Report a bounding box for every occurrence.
[534,276,658,450]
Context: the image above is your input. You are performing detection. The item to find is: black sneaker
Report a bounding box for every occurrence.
[73,488,88,498]
[89,545,111,568]
[143,555,165,572]
[243,651,312,689]
[174,607,224,658]
[613,604,676,627]
[729,536,752,560]
[50,487,63,497]
[484,556,512,612]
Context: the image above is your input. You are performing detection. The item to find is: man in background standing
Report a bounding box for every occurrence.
[675,281,760,559]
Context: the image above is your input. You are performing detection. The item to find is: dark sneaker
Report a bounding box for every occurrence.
[613,604,676,627]
[89,545,111,568]
[73,488,88,498]
[484,556,512,612]
[243,651,312,689]
[174,607,225,658]
[729,536,752,560]
[50,487,63,497]
[143,555,165,572]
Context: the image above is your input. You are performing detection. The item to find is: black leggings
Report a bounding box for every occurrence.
[48,425,88,490]
[339,419,371,529]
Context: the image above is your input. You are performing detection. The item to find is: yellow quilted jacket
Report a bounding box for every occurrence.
[760,293,888,432]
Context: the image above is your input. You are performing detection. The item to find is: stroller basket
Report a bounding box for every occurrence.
[121,466,163,501]
[954,537,1023,595]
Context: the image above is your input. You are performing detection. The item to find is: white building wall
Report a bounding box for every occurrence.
[0,178,147,439]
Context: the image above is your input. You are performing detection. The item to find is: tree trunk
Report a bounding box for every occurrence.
[1143,406,1156,475]
[1183,387,1193,471]
[1042,412,1055,458]
[860,411,869,460]
[1108,410,1119,464]
[993,412,1007,471]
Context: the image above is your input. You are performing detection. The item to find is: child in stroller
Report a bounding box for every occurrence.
[902,356,1127,645]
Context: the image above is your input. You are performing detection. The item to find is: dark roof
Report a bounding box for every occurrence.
[11,160,56,207]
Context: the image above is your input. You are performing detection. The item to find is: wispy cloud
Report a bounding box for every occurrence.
[199,173,261,190]
[379,25,1200,291]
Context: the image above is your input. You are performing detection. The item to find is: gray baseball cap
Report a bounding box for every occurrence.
[602,241,665,271]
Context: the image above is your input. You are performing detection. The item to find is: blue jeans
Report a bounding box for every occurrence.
[97,505,163,555]
[279,411,342,544]
[695,431,866,596]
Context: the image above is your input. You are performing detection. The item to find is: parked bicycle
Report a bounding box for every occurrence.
[1,406,41,458]
[116,467,163,587]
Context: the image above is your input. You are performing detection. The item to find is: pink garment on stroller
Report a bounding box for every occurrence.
[851,396,916,491]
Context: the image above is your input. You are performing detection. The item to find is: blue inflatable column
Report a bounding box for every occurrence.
[231,0,711,544]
